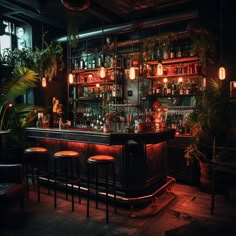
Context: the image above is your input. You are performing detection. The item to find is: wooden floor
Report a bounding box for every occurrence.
[0,183,236,236]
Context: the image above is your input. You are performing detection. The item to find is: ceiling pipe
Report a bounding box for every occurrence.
[55,9,198,43]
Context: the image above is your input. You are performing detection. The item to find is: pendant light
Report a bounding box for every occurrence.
[41,24,47,87]
[157,61,163,76]
[68,73,73,83]
[99,26,106,78]
[218,0,226,80]
[129,41,136,80]
[156,25,163,76]
[41,76,47,87]
[100,67,106,78]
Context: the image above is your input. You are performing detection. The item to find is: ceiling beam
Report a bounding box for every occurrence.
[0,0,64,29]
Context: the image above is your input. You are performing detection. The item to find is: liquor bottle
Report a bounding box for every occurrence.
[156,82,162,95]
[179,82,184,95]
[98,54,104,67]
[167,82,172,95]
[163,83,167,95]
[92,57,96,68]
[84,58,88,69]
[176,46,182,58]
[163,48,169,60]
[170,46,175,59]
[80,57,84,69]
[171,80,176,95]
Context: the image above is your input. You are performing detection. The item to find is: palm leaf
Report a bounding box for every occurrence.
[1,66,39,99]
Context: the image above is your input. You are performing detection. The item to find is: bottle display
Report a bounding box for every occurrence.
[67,31,204,134]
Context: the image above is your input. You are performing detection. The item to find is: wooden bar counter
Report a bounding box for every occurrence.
[25,127,176,205]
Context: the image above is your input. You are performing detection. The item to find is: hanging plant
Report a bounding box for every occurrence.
[67,11,80,48]
[189,27,216,66]
[33,32,65,81]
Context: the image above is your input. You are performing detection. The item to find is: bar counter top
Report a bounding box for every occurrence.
[25,127,176,145]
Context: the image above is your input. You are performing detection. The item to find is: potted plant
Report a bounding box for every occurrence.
[184,78,235,192]
[0,40,64,160]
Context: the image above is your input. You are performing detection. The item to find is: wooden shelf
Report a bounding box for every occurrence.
[70,80,115,86]
[147,56,199,65]
[147,73,201,79]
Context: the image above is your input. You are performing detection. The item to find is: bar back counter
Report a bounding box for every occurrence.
[25,127,176,206]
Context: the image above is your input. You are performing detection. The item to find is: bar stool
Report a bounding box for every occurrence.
[87,155,116,223]
[53,150,81,211]
[23,147,49,202]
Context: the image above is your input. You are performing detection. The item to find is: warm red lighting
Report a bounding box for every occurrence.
[8,103,13,107]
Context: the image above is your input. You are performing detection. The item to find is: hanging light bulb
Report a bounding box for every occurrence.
[129,66,136,80]
[68,73,73,83]
[157,61,163,76]
[41,77,47,87]
[219,66,226,80]
[100,66,106,78]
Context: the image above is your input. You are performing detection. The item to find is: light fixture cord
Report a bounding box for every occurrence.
[219,0,223,65]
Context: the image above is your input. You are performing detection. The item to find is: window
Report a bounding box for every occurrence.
[0,21,13,55]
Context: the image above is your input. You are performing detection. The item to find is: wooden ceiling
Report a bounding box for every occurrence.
[0,0,196,32]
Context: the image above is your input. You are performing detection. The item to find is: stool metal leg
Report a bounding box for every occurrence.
[71,158,74,212]
[96,165,98,209]
[65,158,68,200]
[48,164,50,196]
[112,163,117,214]
[87,164,90,218]
[26,171,30,199]
[37,168,40,202]
[77,158,81,204]
[105,165,109,223]
[54,158,57,208]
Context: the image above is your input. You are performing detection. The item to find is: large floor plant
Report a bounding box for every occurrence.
[184,78,235,191]
[185,78,233,163]
[0,65,45,157]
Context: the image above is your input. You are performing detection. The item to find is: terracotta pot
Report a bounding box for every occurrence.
[199,161,212,193]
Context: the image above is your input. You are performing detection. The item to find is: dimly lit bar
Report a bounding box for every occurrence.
[1,0,236,234]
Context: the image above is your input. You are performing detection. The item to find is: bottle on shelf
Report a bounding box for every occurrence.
[171,80,176,95]
[92,57,96,68]
[156,82,162,95]
[176,46,182,58]
[167,82,172,95]
[80,57,84,69]
[170,46,175,59]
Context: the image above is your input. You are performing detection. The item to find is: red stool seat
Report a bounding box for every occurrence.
[24,147,48,153]
[87,155,115,164]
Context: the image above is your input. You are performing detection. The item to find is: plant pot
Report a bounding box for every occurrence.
[199,161,212,193]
